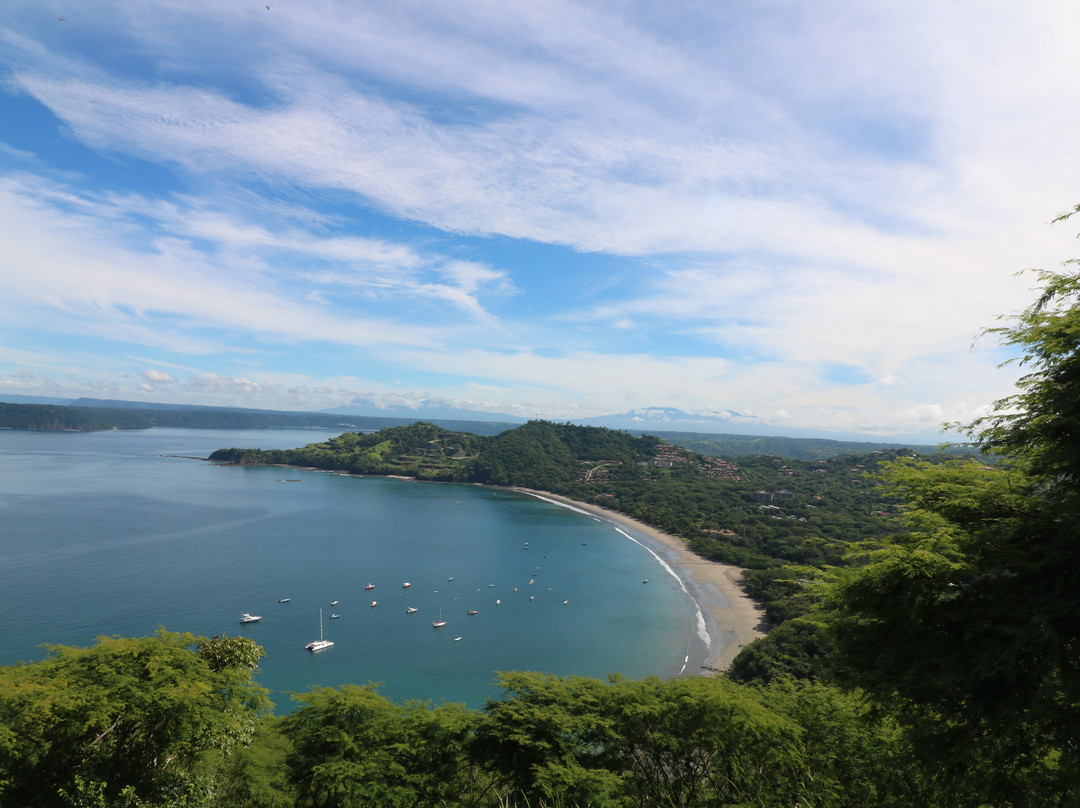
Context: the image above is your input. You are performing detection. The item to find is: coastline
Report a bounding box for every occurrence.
[510,488,767,674]
[213,456,768,673]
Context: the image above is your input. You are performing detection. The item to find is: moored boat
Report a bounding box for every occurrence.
[306,609,334,651]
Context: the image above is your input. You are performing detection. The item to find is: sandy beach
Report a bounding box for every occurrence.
[511,488,767,673]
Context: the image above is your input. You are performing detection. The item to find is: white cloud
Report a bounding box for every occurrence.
[3,1,1079,436]
[10,2,1079,258]
[141,369,175,384]
[0,174,495,354]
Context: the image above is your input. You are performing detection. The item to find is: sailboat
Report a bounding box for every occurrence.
[432,608,447,628]
[306,609,334,651]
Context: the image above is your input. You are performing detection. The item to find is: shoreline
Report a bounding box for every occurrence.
[212,458,767,673]
[510,488,767,674]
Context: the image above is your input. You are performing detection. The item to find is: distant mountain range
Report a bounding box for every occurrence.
[0,394,948,447]
[578,406,761,433]
[320,398,527,424]
[577,406,950,445]
[324,401,947,444]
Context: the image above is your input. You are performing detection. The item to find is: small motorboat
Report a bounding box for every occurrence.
[467,609,478,615]
[278,598,291,603]
[402,582,411,588]
[365,584,375,590]
[330,613,340,619]
[330,600,339,606]
[406,607,418,614]
[370,601,377,608]
[239,613,262,623]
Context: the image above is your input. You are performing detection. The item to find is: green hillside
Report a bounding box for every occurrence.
[211,419,913,572]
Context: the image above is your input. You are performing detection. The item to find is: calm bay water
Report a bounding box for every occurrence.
[0,428,699,712]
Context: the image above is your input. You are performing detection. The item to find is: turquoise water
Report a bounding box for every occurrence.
[0,428,700,712]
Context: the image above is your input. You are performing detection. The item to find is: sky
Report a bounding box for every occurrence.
[3,1,1080,441]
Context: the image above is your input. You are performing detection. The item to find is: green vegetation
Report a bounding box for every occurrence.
[0,403,154,431]
[0,634,926,807]
[210,421,918,572]
[822,256,1080,804]
[6,221,1080,805]
[0,631,268,807]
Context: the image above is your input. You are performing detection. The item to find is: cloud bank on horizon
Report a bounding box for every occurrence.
[2,0,1080,440]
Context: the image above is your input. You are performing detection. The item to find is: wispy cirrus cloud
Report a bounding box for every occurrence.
[0,173,496,352]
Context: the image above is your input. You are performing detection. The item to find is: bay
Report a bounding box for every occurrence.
[0,428,699,712]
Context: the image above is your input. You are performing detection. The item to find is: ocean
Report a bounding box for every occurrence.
[0,428,702,712]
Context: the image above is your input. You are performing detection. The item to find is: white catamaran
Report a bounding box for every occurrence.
[306,609,334,651]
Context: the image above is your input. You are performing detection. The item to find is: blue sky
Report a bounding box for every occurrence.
[3,1,1080,439]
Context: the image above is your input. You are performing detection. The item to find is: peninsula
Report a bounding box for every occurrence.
[211,419,915,670]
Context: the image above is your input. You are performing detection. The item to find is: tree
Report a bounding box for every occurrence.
[599,675,804,808]
[280,685,487,808]
[826,223,1080,805]
[478,672,824,808]
[0,630,270,807]
[476,672,624,807]
[196,633,266,673]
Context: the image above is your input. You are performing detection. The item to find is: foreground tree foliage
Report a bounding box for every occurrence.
[281,685,488,808]
[825,257,1080,804]
[277,672,921,808]
[0,645,926,807]
[0,631,269,807]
